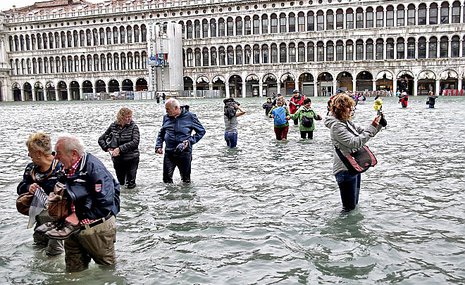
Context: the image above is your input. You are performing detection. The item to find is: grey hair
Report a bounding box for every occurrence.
[56,134,85,156]
[165,98,180,108]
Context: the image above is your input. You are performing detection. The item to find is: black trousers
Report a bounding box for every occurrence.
[300,131,314,139]
[112,156,139,186]
[163,151,192,183]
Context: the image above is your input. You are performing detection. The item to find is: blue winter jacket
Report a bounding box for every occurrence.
[65,153,120,220]
[155,106,206,152]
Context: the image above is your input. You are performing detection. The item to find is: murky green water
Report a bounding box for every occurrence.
[1,96,464,284]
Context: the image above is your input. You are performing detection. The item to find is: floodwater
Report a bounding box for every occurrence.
[0,96,464,284]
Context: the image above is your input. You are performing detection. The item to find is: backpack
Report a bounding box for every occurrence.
[224,103,236,119]
[273,107,287,126]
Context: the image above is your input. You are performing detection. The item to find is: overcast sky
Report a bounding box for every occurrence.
[0,0,104,11]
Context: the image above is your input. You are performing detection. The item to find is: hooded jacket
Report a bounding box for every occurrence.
[325,115,381,175]
[155,105,206,152]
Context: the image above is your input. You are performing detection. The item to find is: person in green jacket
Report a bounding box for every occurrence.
[291,98,322,139]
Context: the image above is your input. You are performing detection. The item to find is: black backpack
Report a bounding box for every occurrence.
[224,103,236,119]
[301,111,314,128]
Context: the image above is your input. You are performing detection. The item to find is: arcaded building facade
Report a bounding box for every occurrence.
[0,0,464,101]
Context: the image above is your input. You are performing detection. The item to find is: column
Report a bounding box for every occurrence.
[332,79,337,96]
[372,79,377,92]
[277,81,281,95]
[225,81,230,98]
[20,88,24,101]
[393,78,398,94]
[259,80,263,97]
[458,78,462,92]
[242,80,246,98]
[352,77,357,92]
[435,79,440,96]
[413,77,418,96]
[313,80,318,97]
[294,77,299,92]
[32,89,36,101]
[67,86,72,101]
[193,83,197,97]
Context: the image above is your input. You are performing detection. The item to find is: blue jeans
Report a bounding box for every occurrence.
[224,131,238,148]
[335,171,361,212]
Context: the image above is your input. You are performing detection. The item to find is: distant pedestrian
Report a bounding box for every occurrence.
[262,98,273,116]
[399,92,409,108]
[269,96,290,140]
[291,98,322,139]
[289,89,306,125]
[426,91,438,108]
[223,98,246,148]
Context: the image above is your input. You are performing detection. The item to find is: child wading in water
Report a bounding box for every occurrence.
[269,96,290,140]
[291,98,322,139]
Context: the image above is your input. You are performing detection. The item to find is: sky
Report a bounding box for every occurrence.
[0,0,104,11]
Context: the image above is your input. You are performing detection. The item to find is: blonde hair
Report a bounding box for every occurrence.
[26,132,52,155]
[116,107,133,125]
[330,93,355,121]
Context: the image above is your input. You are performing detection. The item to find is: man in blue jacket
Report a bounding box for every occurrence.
[54,135,120,272]
[155,98,206,183]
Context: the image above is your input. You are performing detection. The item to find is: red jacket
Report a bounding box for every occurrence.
[289,95,306,114]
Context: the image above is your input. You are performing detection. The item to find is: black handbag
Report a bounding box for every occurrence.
[335,145,377,174]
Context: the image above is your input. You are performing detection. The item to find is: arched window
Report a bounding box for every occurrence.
[253,15,260,34]
[429,3,438,25]
[127,26,133,43]
[298,42,305,62]
[114,53,119,70]
[366,7,374,28]
[397,5,405,26]
[74,55,79,72]
[376,6,384,27]
[121,53,126,69]
[93,54,99,71]
[42,58,46,74]
[141,25,147,42]
[186,48,193,67]
[203,47,210,66]
[218,18,225,37]
[396,38,405,59]
[100,54,106,71]
[134,26,140,42]
[279,43,287,63]
[81,55,86,72]
[100,28,105,45]
[128,52,133,69]
[262,14,269,34]
[346,8,354,29]
[253,44,260,64]
[210,47,217,66]
[418,37,427,58]
[80,31,85,47]
[452,1,461,23]
[451,35,460,57]
[407,37,415,59]
[418,4,427,25]
[262,44,269,63]
[298,12,305,32]
[336,40,344,60]
[244,16,252,35]
[326,41,334,61]
[67,31,72,47]
[346,40,354,60]
[271,43,278,63]
[317,41,324,61]
[235,17,243,36]
[356,39,364,60]
[73,31,78,47]
[279,13,287,33]
[86,29,92,46]
[87,55,92,71]
[440,2,449,24]
[194,20,201,38]
[439,36,448,57]
[407,4,416,25]
[307,11,315,31]
[92,29,98,46]
[62,56,67,72]
[336,9,344,29]
[25,35,30,50]
[386,38,394,59]
[227,17,234,36]
[227,46,234,65]
[429,36,438,58]
[317,10,324,31]
[202,19,209,38]
[271,14,278,33]
[107,53,113,70]
[307,42,315,62]
[244,45,251,64]
[32,58,37,74]
[376,38,384,60]
[289,42,296,62]
[210,19,217,37]
[386,6,394,27]
[219,46,226,65]
[120,26,125,44]
[366,39,374,60]
[327,10,334,30]
[356,8,364,28]
[289,13,296,32]
[235,46,242,65]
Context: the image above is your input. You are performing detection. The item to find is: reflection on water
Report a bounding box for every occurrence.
[1,97,465,284]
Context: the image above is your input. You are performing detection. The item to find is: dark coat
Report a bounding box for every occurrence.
[155,106,206,152]
[98,121,140,160]
[17,160,63,195]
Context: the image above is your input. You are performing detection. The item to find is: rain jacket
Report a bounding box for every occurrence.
[65,153,120,220]
[98,121,140,160]
[17,160,63,195]
[155,106,206,152]
[325,115,381,175]
[291,106,321,131]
